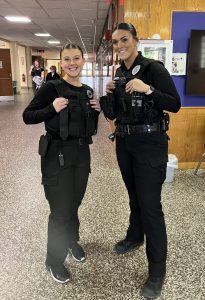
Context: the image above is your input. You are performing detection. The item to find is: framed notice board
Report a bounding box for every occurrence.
[171,11,205,107]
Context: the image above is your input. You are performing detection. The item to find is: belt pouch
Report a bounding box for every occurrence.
[38,134,50,157]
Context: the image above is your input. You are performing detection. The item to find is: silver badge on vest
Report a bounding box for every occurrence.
[132,65,141,75]
[87,90,93,99]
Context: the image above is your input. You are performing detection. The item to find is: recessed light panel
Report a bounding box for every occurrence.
[48,41,60,44]
[5,16,31,23]
[35,33,51,37]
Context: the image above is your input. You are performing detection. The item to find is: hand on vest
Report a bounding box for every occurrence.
[90,99,101,112]
[53,97,69,113]
[125,79,150,94]
[105,80,115,94]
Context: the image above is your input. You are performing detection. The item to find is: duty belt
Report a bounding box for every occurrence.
[116,122,160,135]
[48,134,92,145]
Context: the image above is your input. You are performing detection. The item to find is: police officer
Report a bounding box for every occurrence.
[101,23,181,299]
[23,43,100,284]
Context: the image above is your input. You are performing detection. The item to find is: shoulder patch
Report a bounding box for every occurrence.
[87,89,93,99]
[132,65,141,75]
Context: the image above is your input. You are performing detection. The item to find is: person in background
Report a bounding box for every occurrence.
[29,60,44,95]
[46,65,60,81]
[100,23,181,299]
[23,43,100,284]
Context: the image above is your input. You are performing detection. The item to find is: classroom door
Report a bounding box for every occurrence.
[0,49,13,99]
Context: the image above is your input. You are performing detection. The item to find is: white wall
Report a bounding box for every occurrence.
[0,39,10,49]
[18,45,27,87]
[45,59,60,73]
[10,42,21,94]
[43,50,60,59]
[31,49,60,59]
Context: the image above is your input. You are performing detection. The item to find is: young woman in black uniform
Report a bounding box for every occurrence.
[23,43,100,284]
[103,23,181,299]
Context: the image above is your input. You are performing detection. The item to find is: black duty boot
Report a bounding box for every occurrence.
[142,276,165,299]
[113,239,144,255]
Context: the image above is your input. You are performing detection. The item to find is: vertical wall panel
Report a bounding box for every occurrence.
[124,0,205,39]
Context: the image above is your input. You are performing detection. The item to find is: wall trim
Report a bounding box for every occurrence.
[179,162,205,169]
[0,95,14,101]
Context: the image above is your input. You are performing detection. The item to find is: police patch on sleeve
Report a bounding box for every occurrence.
[87,89,93,99]
[132,65,140,75]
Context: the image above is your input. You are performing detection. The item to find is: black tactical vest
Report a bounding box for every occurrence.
[51,79,98,138]
[114,57,163,124]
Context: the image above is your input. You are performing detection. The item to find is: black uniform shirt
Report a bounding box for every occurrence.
[120,52,181,113]
[114,52,181,166]
[31,67,44,77]
[22,79,97,139]
[46,72,60,81]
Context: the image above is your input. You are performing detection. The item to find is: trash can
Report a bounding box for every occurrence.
[12,81,17,95]
[165,154,178,183]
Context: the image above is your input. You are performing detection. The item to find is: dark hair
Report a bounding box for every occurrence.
[33,60,40,65]
[113,23,137,38]
[61,43,84,58]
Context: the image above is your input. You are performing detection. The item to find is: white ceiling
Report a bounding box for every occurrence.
[0,0,110,54]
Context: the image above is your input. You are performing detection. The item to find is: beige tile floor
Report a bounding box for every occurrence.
[0,89,205,300]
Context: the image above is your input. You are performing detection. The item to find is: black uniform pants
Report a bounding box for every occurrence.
[116,134,167,278]
[41,139,90,266]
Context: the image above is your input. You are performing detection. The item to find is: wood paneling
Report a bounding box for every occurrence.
[124,0,205,39]
[123,0,205,168]
[168,108,205,168]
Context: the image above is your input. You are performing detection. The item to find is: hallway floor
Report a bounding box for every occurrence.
[0,90,205,300]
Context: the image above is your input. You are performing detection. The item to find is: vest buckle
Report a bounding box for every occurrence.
[127,124,130,135]
[146,125,151,133]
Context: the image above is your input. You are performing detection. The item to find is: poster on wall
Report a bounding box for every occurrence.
[171,53,187,75]
[138,39,173,74]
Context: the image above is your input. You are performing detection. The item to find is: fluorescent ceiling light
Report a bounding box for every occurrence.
[48,41,60,44]
[35,33,51,37]
[5,16,31,23]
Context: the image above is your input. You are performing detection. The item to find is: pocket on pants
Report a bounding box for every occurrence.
[42,176,58,186]
[42,176,58,200]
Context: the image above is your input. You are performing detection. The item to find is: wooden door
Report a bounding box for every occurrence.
[0,49,13,97]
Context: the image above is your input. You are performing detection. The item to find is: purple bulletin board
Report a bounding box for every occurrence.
[171,11,205,107]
